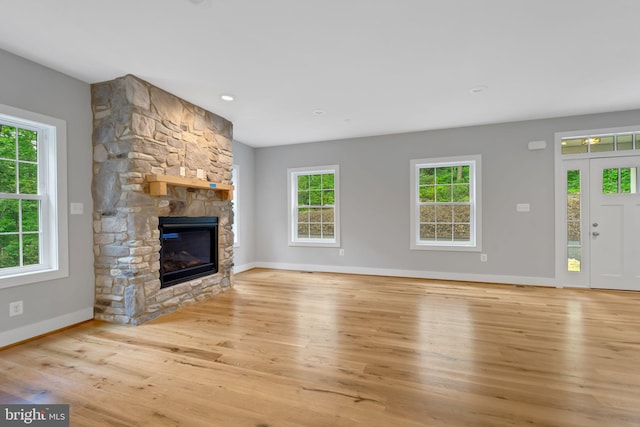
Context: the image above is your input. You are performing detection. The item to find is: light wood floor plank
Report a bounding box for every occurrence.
[2,268,640,426]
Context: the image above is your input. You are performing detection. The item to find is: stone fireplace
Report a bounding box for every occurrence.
[91,74,233,325]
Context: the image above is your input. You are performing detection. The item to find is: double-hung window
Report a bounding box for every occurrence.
[0,105,68,288]
[410,155,481,251]
[288,165,340,247]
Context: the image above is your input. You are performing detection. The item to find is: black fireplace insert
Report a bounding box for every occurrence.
[158,216,218,288]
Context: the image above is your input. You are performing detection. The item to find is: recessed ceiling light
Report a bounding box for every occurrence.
[220,94,235,102]
[313,109,326,116]
[469,85,488,94]
[189,0,212,7]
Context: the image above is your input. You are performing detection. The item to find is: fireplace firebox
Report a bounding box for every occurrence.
[158,216,218,288]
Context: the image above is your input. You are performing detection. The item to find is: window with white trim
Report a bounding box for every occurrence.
[288,165,340,247]
[410,155,481,251]
[0,105,68,288]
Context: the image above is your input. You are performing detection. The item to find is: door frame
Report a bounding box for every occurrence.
[554,125,640,288]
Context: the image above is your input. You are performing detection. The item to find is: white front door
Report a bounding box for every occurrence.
[589,156,640,290]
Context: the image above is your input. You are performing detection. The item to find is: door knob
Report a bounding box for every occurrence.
[592,231,600,237]
[592,222,598,227]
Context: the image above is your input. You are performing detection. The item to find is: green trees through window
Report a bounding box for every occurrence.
[297,172,335,239]
[418,165,472,242]
[0,124,40,269]
[566,170,581,272]
[411,155,480,250]
[602,167,637,194]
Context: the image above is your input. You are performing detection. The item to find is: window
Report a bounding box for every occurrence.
[561,132,639,155]
[0,105,68,289]
[566,170,582,272]
[602,167,637,194]
[410,155,481,251]
[231,164,239,246]
[288,165,340,247]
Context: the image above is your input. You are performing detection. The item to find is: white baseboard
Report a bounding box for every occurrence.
[233,262,258,274]
[0,307,94,348]
[252,262,557,287]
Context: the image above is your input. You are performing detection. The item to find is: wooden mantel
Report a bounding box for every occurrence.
[145,174,234,200]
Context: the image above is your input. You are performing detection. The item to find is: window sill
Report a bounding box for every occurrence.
[289,240,340,248]
[0,266,69,290]
[411,242,481,252]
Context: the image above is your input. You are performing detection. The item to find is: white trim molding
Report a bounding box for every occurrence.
[0,307,93,348]
[252,262,558,288]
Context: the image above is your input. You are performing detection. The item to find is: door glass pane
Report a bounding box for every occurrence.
[620,167,637,194]
[568,247,581,273]
[603,167,638,194]
[567,170,580,194]
[567,170,581,272]
[602,168,619,194]
[567,195,580,220]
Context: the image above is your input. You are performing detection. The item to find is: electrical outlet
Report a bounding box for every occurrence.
[339,248,345,256]
[480,253,488,262]
[9,300,23,317]
[180,167,186,177]
[196,169,205,179]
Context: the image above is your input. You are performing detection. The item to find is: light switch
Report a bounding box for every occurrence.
[516,203,530,212]
[70,202,84,215]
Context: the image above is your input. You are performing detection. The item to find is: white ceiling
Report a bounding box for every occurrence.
[1,0,640,147]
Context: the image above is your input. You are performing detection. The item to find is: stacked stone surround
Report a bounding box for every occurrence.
[91,74,233,325]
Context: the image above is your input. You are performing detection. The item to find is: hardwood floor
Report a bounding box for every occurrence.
[2,268,640,426]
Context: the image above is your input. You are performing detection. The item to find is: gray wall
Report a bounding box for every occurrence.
[254,109,640,283]
[0,49,94,344]
[232,140,256,271]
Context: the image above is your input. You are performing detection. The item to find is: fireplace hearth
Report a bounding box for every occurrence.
[159,216,218,288]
